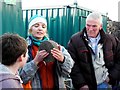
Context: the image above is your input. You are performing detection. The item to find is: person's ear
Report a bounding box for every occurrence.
[99,24,102,30]
[17,54,23,62]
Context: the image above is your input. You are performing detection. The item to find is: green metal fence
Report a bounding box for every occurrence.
[23,5,107,47]
[0,2,107,48]
[0,0,25,37]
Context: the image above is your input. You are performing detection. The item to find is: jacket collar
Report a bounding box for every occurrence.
[81,27,107,44]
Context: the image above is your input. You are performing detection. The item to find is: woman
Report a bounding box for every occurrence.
[19,14,74,89]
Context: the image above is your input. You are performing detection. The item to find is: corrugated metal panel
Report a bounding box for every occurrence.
[23,5,107,47]
[0,0,25,37]
[0,1,2,35]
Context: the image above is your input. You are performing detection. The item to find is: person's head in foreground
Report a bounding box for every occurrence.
[0,33,28,68]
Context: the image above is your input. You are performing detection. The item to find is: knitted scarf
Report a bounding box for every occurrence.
[30,35,49,46]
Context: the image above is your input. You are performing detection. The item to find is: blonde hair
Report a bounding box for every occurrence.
[28,14,49,38]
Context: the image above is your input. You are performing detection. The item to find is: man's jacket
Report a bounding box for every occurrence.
[67,27,120,90]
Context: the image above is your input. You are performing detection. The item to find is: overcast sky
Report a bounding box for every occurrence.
[22,0,119,21]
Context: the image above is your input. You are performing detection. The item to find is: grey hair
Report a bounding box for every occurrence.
[86,12,103,24]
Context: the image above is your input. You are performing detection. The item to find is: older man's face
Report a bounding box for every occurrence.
[86,19,102,38]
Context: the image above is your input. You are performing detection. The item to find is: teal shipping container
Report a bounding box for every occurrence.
[23,4,107,47]
[0,0,25,37]
[0,1,107,48]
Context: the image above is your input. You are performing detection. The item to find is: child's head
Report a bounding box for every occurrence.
[28,15,48,40]
[0,33,28,66]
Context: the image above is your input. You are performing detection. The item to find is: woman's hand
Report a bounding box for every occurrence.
[51,45,64,62]
[34,50,49,65]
